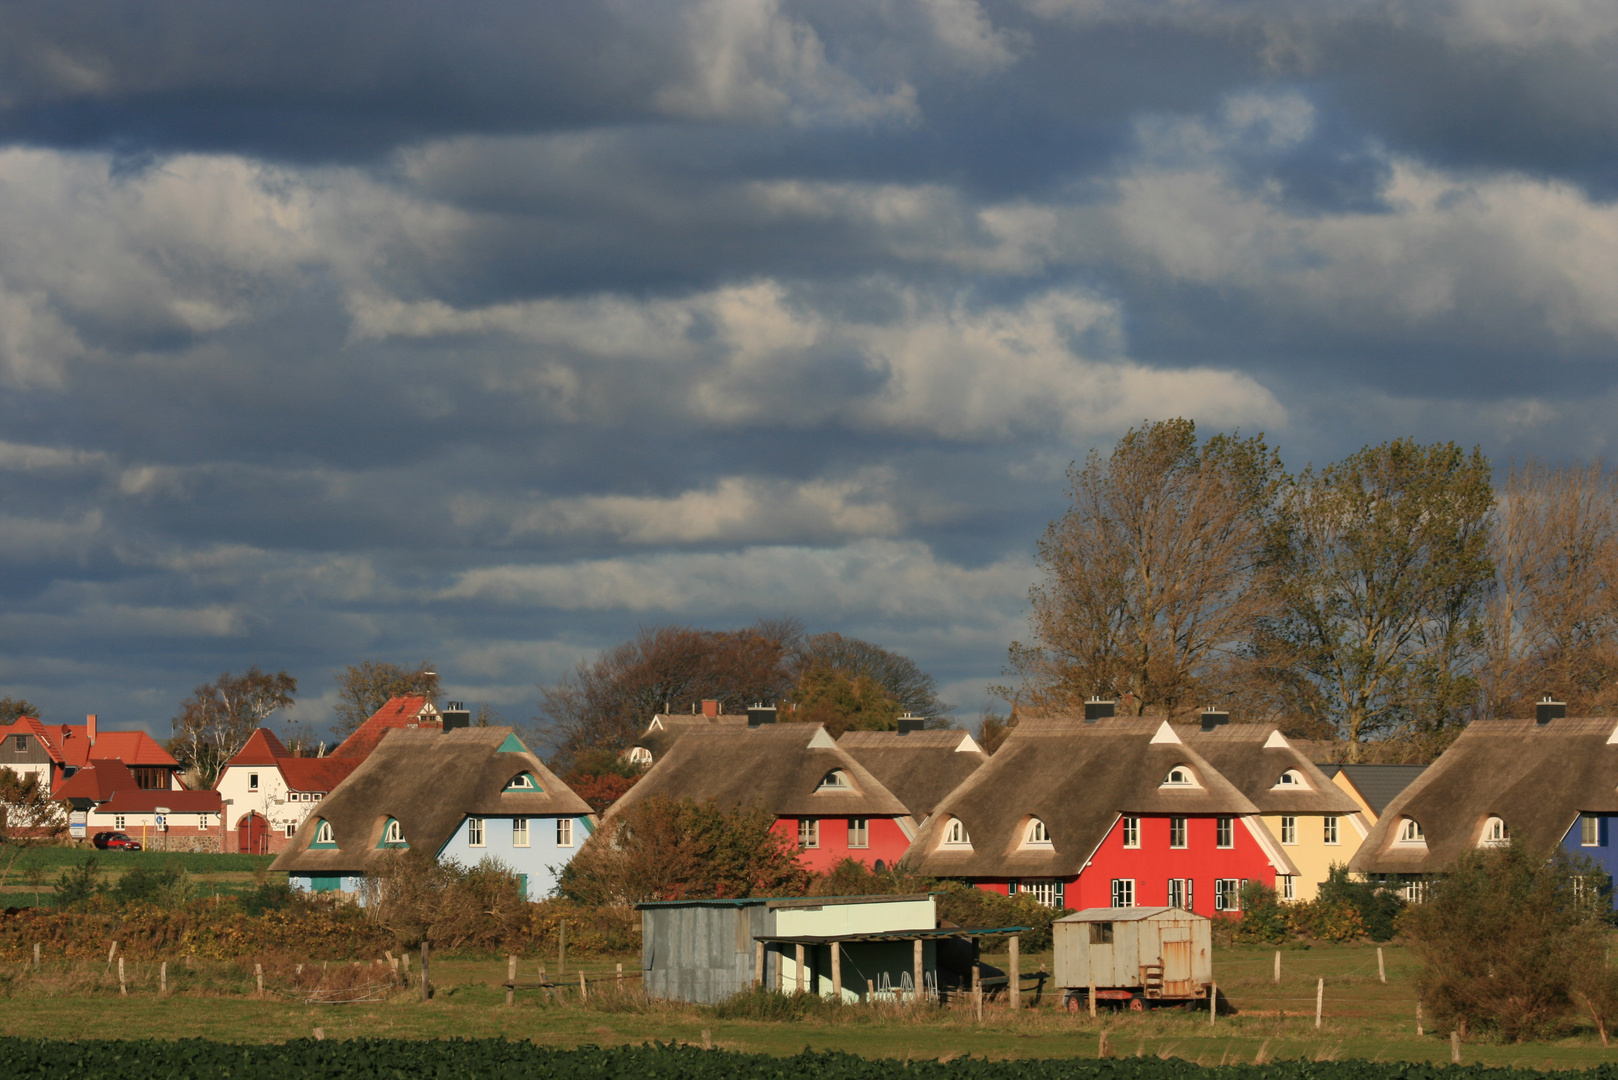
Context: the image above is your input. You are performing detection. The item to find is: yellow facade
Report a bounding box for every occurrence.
[1259,811,1369,901]
[1329,772,1380,823]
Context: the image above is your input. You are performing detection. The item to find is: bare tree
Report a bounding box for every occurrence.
[1483,460,1618,718]
[1010,419,1283,718]
[333,660,440,737]
[169,667,297,787]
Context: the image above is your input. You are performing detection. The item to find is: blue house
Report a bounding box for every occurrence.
[270,726,595,901]
[1351,705,1618,901]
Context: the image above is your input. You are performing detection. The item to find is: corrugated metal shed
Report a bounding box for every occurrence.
[1053,907,1211,1003]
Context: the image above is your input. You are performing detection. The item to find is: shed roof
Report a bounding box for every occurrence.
[905,717,1262,879]
[606,724,910,821]
[1056,906,1197,923]
[270,727,591,876]
[1317,764,1428,815]
[1173,724,1360,815]
[1349,717,1618,875]
[836,729,987,818]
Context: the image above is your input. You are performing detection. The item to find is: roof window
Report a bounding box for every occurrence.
[816,769,852,791]
[1022,817,1053,848]
[504,772,540,791]
[1396,818,1426,844]
[1481,816,1509,847]
[311,819,336,848]
[942,817,972,847]
[1161,766,1197,787]
[1274,769,1308,788]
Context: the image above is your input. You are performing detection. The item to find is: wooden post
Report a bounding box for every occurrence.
[753,942,764,989]
[1274,950,1281,984]
[1451,1031,1461,1063]
[831,943,842,1001]
[256,962,264,993]
[1009,935,1021,1011]
[1098,1030,1110,1058]
[118,957,126,996]
[794,943,805,993]
[507,955,516,1006]
[1209,981,1216,1025]
[1315,977,1324,1029]
[1417,1001,1424,1036]
[1377,946,1386,984]
[972,961,982,1021]
[160,960,167,995]
[419,940,431,1003]
[913,938,924,1007]
[106,941,117,968]
[1088,978,1097,1018]
[616,962,623,983]
[578,970,587,1000]
[866,978,874,1005]
[33,943,40,970]
[558,920,566,977]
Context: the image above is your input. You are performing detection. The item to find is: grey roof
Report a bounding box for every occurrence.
[836,729,987,818]
[1350,717,1618,875]
[606,723,912,821]
[1056,907,1192,923]
[1174,724,1360,815]
[905,717,1265,880]
[1316,764,1428,815]
[269,727,591,876]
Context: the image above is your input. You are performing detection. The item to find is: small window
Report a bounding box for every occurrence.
[12,734,24,751]
[1163,767,1193,786]
[1111,878,1135,907]
[1398,818,1425,843]
[556,818,574,847]
[1280,816,1297,845]
[943,818,971,846]
[248,773,259,791]
[816,770,851,791]
[315,820,334,845]
[467,817,485,847]
[1216,816,1234,848]
[1323,816,1340,845]
[1214,878,1240,911]
[1025,818,1052,846]
[197,814,210,831]
[384,819,404,844]
[1121,816,1140,848]
[504,773,538,791]
[1089,921,1114,944]
[114,815,126,830]
[1582,814,1602,847]
[798,818,819,848]
[284,824,296,838]
[1025,880,1057,907]
[1275,769,1306,788]
[1167,878,1191,910]
[1482,816,1509,847]
[848,817,869,849]
[1169,817,1187,848]
[627,747,652,765]
[513,818,530,847]
[1281,875,1295,901]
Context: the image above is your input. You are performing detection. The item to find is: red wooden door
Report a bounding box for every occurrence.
[237,812,269,854]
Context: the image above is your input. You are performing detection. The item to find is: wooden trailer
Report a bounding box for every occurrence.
[1052,907,1211,1010]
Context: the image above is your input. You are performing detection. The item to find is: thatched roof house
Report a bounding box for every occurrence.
[626,713,748,766]
[1173,723,1361,817]
[836,729,987,821]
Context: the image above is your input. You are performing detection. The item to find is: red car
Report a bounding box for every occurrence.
[91,831,142,850]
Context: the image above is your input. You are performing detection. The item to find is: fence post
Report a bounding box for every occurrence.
[33,943,40,970]
[1417,1001,1424,1036]
[866,978,874,1005]
[912,939,923,1007]
[831,943,842,1001]
[1377,947,1386,984]
[1315,978,1324,1029]
[795,943,805,993]
[1089,978,1097,1018]
[616,962,623,984]
[579,970,587,1001]
[1451,1031,1461,1063]
[1209,981,1216,1025]
[753,942,763,989]
[419,940,431,1003]
[1274,950,1280,984]
[160,960,167,995]
[118,957,126,996]
[256,962,264,993]
[1009,935,1020,1011]
[106,941,118,969]
[507,955,516,1007]
[558,920,566,977]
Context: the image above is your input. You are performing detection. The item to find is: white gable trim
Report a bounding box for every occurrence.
[1607,724,1618,745]
[807,727,838,750]
[1244,814,1299,876]
[1150,721,1181,745]
[954,732,982,753]
[1348,812,1370,839]
[647,716,666,732]
[1263,730,1290,749]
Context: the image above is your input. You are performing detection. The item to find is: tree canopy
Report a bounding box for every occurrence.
[333,660,440,738]
[168,667,297,788]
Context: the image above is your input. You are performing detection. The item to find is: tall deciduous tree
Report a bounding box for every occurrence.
[1258,440,1494,757]
[784,663,901,736]
[1483,460,1618,719]
[789,632,948,721]
[0,697,41,724]
[1010,418,1284,718]
[333,660,440,737]
[169,667,297,787]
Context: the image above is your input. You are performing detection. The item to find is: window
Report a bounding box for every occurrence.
[1482,816,1509,846]
[1025,818,1052,846]
[1400,879,1429,904]
[1026,880,1057,907]
[816,770,851,791]
[1323,816,1340,845]
[798,818,819,848]
[1275,770,1306,788]
[467,817,485,847]
[197,814,210,831]
[1280,816,1297,845]
[1111,878,1135,907]
[248,773,260,792]
[114,815,126,830]
[383,819,404,844]
[848,817,869,849]
[1167,878,1192,910]
[1216,816,1234,848]
[1214,878,1240,911]
[1169,817,1187,848]
[1089,921,1114,944]
[314,820,334,845]
[627,747,652,765]
[504,772,537,791]
[513,818,529,847]
[284,824,296,838]
[1583,814,1602,847]
[556,818,574,847]
[12,734,24,750]
[943,818,971,846]
[1281,875,1295,901]
[1163,767,1193,786]
[1121,816,1140,848]
[1398,818,1425,844]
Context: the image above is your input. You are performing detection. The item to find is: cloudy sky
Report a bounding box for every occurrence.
[2,0,1616,743]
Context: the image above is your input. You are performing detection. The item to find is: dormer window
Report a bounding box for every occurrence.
[504,772,539,791]
[1482,816,1509,847]
[378,817,408,848]
[311,820,336,848]
[627,747,652,766]
[1023,818,1053,847]
[1161,767,1196,787]
[1397,818,1425,844]
[943,818,971,847]
[1274,769,1307,788]
[817,769,851,791]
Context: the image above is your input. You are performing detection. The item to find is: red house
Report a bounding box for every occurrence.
[603,721,915,873]
[905,717,1293,916]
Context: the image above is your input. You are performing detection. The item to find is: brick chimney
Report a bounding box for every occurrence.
[86,714,97,745]
[701,699,720,718]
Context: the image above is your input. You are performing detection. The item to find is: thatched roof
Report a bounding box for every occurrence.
[605,723,910,821]
[1349,717,1618,875]
[1173,724,1360,815]
[906,717,1267,880]
[630,714,748,762]
[836,729,987,819]
[270,727,591,876]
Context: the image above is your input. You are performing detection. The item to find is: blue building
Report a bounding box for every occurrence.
[270,726,595,901]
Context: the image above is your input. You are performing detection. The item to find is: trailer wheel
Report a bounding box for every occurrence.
[1064,992,1081,1015]
[1129,996,1145,1012]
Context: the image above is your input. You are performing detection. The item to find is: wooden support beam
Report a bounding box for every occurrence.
[753,941,764,990]
[795,943,805,994]
[1008,935,1020,1011]
[831,943,842,1001]
[913,939,924,1007]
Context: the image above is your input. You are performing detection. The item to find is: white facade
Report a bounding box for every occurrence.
[215,763,327,841]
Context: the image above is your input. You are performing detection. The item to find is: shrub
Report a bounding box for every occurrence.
[1234,882,1289,943]
[1317,864,1402,941]
[52,859,103,908]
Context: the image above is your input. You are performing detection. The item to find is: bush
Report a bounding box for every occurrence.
[1234,882,1289,944]
[52,859,103,908]
[1318,864,1403,941]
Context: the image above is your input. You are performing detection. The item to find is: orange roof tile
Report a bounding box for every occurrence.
[227,729,291,767]
[332,695,439,760]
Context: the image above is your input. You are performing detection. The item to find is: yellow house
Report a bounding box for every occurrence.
[1316,764,1428,826]
[1178,714,1368,902]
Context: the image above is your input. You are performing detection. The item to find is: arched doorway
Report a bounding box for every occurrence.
[237,812,270,854]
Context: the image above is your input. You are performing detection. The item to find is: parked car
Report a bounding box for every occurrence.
[92,831,142,850]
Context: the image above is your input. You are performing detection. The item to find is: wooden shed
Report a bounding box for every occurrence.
[1053,907,1211,1007]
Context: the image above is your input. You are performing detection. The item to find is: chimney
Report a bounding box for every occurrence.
[1537,697,1566,725]
[86,714,97,745]
[701,699,720,718]
[746,703,776,727]
[1199,708,1230,732]
[1083,697,1116,723]
[897,714,925,734]
[441,701,471,732]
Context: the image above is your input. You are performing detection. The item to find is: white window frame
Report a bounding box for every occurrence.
[816,770,851,791]
[798,818,820,849]
[943,818,971,846]
[1482,816,1509,846]
[1398,818,1425,844]
[1281,875,1295,901]
[556,818,574,847]
[114,814,126,830]
[513,817,530,848]
[1121,816,1140,848]
[1280,816,1297,845]
[1323,816,1340,845]
[1216,816,1234,849]
[1583,814,1601,847]
[284,823,296,838]
[1025,818,1052,846]
[384,819,403,844]
[627,747,652,766]
[1274,770,1306,788]
[467,816,485,847]
[248,773,259,792]
[1169,817,1187,849]
[1162,767,1195,787]
[1026,880,1057,907]
[197,814,210,831]
[848,817,869,849]
[1214,878,1240,911]
[1167,878,1192,910]
[1111,878,1135,907]
[315,820,334,844]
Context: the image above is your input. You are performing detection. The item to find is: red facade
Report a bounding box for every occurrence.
[771,815,912,872]
[969,813,1279,917]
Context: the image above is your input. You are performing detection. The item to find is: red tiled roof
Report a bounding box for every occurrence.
[332,696,439,760]
[97,788,221,814]
[278,757,360,793]
[228,729,290,767]
[55,761,138,803]
[86,730,178,768]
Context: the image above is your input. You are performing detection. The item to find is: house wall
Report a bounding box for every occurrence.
[289,873,367,895]
[1330,774,1379,824]
[216,764,324,853]
[770,815,911,872]
[85,807,221,851]
[435,814,593,900]
[641,903,775,1004]
[1258,812,1367,901]
[0,731,53,794]
[1560,814,1618,900]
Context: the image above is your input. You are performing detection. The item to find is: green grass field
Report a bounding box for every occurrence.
[0,941,1614,1068]
[0,846,283,903]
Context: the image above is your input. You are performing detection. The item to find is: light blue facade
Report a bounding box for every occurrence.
[435,814,595,900]
[1560,813,1618,902]
[289,873,366,894]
